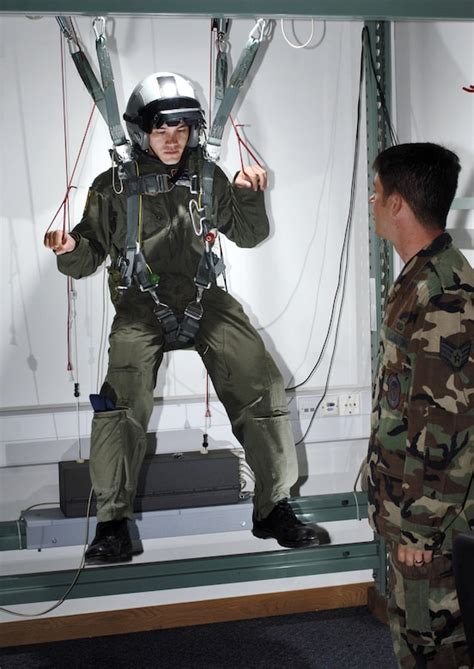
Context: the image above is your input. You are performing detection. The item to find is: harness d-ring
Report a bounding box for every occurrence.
[250,18,268,43]
[93,16,105,41]
[189,199,204,236]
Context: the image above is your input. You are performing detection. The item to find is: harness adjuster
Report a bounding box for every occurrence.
[190,174,200,194]
[143,173,172,194]
[184,300,204,321]
[153,304,179,344]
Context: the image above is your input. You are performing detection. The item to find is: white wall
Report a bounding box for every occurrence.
[0,16,371,409]
[0,16,472,623]
[393,21,474,266]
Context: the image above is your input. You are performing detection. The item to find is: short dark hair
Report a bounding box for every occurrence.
[373,143,461,230]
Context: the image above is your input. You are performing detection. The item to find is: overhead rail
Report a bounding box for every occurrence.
[1,0,473,20]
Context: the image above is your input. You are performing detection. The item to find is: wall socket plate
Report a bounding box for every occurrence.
[297,393,361,418]
[339,393,361,415]
[297,395,340,417]
[297,396,321,417]
[321,396,340,416]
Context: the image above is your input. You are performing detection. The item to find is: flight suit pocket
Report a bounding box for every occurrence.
[102,368,144,409]
[404,576,432,635]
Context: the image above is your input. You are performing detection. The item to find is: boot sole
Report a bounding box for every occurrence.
[85,553,133,565]
[252,528,320,549]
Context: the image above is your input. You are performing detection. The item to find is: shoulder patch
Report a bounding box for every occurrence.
[439,337,471,371]
[387,373,402,409]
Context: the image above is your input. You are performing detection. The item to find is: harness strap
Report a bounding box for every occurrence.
[124,172,199,197]
[116,162,141,288]
[206,19,269,162]
[57,16,268,349]
[211,18,230,120]
[56,16,109,124]
[93,18,130,154]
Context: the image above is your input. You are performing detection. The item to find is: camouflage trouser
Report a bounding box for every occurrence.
[90,289,298,522]
[387,546,470,668]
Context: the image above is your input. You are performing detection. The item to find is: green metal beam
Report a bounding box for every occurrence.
[365,21,394,371]
[0,0,473,19]
[0,540,380,606]
[292,491,368,522]
[0,521,25,552]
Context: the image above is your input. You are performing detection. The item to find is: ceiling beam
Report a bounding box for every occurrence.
[0,0,473,20]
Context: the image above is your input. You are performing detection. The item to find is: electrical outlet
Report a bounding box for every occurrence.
[339,393,360,415]
[321,396,339,416]
[297,396,321,418]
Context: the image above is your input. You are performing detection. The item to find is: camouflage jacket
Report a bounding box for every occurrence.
[367,232,474,552]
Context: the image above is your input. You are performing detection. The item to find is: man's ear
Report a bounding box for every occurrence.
[389,192,403,218]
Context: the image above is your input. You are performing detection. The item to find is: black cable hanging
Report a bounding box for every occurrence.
[293,28,367,445]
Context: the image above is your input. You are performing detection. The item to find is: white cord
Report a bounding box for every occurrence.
[71,280,84,462]
[352,490,361,522]
[280,18,315,49]
[96,264,109,392]
[0,490,94,617]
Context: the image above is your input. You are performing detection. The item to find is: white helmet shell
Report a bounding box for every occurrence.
[123,72,205,152]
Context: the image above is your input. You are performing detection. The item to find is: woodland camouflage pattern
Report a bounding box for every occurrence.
[367,232,474,667]
[388,549,471,668]
[368,232,474,551]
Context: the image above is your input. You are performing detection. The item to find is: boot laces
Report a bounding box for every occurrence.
[273,500,302,524]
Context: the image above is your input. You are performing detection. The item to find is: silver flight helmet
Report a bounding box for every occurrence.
[123,72,205,153]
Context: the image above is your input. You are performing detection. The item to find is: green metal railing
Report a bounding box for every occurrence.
[1,542,381,607]
[0,492,387,606]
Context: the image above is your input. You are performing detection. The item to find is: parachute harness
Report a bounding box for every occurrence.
[57,16,270,349]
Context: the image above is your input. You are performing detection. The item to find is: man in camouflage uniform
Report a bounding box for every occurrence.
[367,143,474,668]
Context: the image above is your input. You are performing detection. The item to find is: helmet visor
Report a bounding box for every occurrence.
[142,98,204,133]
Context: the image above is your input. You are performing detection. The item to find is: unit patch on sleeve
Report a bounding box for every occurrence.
[439,337,471,371]
[387,373,402,409]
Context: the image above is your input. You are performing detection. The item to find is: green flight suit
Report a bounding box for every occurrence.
[57,150,298,522]
[367,233,474,667]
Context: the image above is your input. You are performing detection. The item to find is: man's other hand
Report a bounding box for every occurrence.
[44,231,77,255]
[234,165,268,191]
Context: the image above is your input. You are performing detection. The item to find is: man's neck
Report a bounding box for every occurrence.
[393,226,444,263]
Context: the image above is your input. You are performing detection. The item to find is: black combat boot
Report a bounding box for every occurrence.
[85,518,133,565]
[252,499,320,548]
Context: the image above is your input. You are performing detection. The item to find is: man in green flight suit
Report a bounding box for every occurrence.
[44,72,319,564]
[367,142,474,668]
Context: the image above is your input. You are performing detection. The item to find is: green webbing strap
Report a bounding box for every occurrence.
[56,16,109,124]
[206,18,269,162]
[71,51,109,123]
[211,17,229,121]
[195,19,269,298]
[118,160,147,288]
[93,17,130,151]
[203,17,269,234]
[214,51,228,119]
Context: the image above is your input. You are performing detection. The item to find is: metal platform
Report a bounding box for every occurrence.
[24,501,253,550]
[0,493,385,606]
[19,492,368,550]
